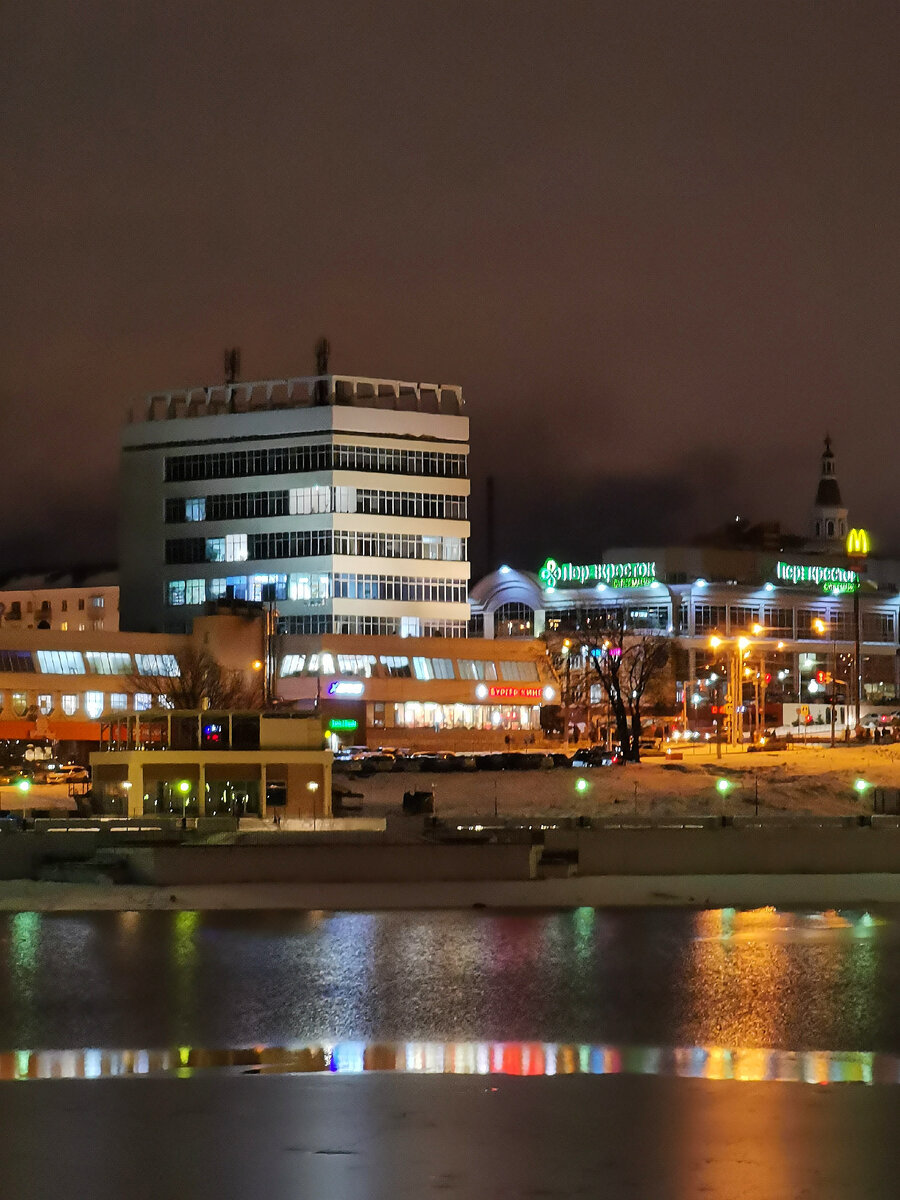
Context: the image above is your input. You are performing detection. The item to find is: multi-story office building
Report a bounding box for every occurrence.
[119,373,471,637]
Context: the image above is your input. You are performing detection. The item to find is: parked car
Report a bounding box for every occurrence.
[35,764,90,785]
[571,746,622,768]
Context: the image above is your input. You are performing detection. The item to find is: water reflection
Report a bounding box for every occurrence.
[0,1040,893,1084]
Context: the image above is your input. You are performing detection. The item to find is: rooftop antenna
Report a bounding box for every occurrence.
[224,347,241,385]
[314,337,330,405]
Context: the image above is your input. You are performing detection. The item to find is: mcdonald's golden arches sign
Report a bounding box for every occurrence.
[846,528,870,557]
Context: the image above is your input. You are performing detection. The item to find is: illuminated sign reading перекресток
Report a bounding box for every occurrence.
[539,558,657,590]
[775,562,859,593]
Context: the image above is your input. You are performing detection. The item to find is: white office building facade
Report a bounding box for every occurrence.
[120,375,471,636]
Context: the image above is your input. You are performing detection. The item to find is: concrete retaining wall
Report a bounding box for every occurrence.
[575,827,900,876]
[124,842,541,886]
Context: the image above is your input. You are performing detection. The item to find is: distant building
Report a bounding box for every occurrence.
[0,570,118,633]
[809,435,849,546]
[119,373,471,637]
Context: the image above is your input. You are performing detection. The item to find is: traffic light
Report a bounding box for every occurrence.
[815,670,833,685]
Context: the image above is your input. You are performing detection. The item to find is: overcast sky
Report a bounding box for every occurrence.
[1,1,897,576]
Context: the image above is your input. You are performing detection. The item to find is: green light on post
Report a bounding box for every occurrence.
[16,778,31,793]
[854,779,871,795]
[575,778,590,794]
[716,778,732,796]
[177,780,191,794]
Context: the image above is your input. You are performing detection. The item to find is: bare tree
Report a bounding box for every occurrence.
[547,611,671,761]
[130,647,262,710]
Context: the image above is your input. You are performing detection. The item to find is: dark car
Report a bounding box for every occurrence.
[571,746,622,768]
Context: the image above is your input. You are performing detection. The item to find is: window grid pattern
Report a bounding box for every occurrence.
[0,651,35,673]
[165,487,467,524]
[164,443,467,483]
[36,650,85,675]
[332,575,468,603]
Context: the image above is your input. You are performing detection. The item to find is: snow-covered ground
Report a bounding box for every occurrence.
[340,743,900,819]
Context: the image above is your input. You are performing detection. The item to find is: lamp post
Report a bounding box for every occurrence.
[710,634,752,752]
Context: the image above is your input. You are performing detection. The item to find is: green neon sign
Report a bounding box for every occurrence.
[539,557,657,590]
[775,562,859,593]
[328,718,358,732]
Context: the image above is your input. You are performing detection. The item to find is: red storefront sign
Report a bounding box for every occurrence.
[487,685,544,702]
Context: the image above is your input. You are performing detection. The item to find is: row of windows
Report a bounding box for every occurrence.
[165,530,466,565]
[168,572,468,607]
[165,487,468,524]
[334,532,465,561]
[0,691,172,718]
[545,601,899,643]
[331,574,468,604]
[277,653,538,682]
[164,443,468,483]
[693,604,896,641]
[276,615,468,637]
[0,650,180,677]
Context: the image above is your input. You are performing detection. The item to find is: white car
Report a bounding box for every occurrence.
[39,764,90,784]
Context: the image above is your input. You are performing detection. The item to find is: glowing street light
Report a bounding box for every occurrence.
[715,778,732,796]
[575,778,590,794]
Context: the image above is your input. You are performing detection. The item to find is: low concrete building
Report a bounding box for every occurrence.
[90,711,331,820]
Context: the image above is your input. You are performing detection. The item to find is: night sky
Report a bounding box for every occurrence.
[2,3,898,579]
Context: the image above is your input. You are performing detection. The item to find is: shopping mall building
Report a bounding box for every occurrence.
[471,442,900,731]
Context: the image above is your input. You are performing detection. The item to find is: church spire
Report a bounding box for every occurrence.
[810,434,847,544]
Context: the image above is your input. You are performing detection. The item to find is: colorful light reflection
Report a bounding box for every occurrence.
[0,1041,895,1085]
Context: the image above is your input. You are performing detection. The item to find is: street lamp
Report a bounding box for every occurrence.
[709,634,752,754]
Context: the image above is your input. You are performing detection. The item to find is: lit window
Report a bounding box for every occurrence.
[185,498,206,522]
[499,661,539,681]
[85,652,133,675]
[134,654,180,677]
[168,581,186,606]
[279,654,306,677]
[380,656,411,678]
[12,693,28,716]
[333,486,355,513]
[225,533,248,562]
[109,694,128,711]
[289,485,332,515]
[336,654,376,677]
[133,693,153,711]
[91,595,104,609]
[185,579,206,605]
[37,694,53,715]
[400,617,420,638]
[84,692,104,719]
[36,650,86,675]
[61,695,78,716]
[206,538,225,562]
[288,573,330,602]
[413,657,455,681]
[457,660,498,681]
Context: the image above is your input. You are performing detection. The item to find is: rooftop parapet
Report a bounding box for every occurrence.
[131,374,464,423]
